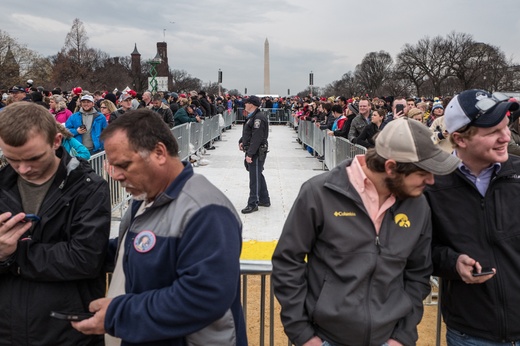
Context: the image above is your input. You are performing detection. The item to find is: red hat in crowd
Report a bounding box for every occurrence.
[127,89,137,97]
[179,93,187,98]
[72,87,83,95]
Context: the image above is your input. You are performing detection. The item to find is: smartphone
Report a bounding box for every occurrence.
[472,267,494,277]
[8,214,40,223]
[50,311,94,321]
[22,214,40,222]
[395,104,405,114]
[79,125,87,130]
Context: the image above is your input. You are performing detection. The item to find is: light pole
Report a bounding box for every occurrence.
[149,52,162,94]
[309,71,314,97]
[218,68,223,97]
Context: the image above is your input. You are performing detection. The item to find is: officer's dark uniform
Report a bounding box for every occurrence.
[239,103,270,213]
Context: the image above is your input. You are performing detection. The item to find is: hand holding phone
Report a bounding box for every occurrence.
[21,214,40,223]
[395,104,405,116]
[472,266,495,277]
[50,311,94,321]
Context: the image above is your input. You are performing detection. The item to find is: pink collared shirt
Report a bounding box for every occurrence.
[346,155,396,234]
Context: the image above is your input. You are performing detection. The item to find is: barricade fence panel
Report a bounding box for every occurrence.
[297,120,368,169]
[85,115,225,213]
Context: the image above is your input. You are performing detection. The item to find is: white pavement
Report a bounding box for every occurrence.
[192,123,325,241]
[110,123,325,243]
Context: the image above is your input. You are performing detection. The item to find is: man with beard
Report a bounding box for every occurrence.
[109,93,134,124]
[66,95,107,153]
[272,117,460,346]
[150,94,175,129]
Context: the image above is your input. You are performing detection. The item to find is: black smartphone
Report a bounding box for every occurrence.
[472,267,494,277]
[395,104,405,114]
[50,311,94,321]
[80,125,87,130]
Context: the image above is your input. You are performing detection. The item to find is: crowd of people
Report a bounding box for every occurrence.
[3,79,520,345]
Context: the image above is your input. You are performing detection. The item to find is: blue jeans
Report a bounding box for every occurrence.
[447,327,520,345]
[322,341,389,346]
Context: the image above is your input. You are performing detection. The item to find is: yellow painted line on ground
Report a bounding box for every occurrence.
[241,240,278,260]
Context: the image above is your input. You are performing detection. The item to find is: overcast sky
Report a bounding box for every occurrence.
[3,0,520,96]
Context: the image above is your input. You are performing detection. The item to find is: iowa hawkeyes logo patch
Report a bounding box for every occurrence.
[394,213,411,228]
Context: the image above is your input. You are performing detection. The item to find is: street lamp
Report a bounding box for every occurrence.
[149,52,162,94]
[309,71,314,97]
[218,68,222,97]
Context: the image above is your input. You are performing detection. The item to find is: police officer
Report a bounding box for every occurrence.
[238,95,270,214]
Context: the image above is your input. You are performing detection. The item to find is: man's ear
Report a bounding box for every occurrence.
[384,159,397,177]
[450,132,466,149]
[152,142,168,164]
[53,133,63,150]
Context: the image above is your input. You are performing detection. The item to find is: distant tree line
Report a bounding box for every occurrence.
[318,32,519,98]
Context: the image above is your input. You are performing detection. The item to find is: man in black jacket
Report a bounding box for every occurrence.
[238,95,270,214]
[424,89,520,345]
[150,94,175,129]
[0,102,110,346]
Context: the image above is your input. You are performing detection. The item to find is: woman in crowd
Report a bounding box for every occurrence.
[99,99,117,123]
[426,103,443,127]
[49,94,72,123]
[56,122,91,160]
[407,108,425,123]
[353,108,385,148]
[429,106,451,153]
[174,98,200,126]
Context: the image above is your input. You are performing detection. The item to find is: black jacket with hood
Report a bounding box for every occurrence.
[0,148,110,345]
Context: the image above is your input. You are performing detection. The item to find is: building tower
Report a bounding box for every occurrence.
[130,43,142,91]
[156,42,173,90]
[2,45,20,89]
[264,38,270,95]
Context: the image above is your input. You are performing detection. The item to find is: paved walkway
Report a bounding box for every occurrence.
[111,123,326,260]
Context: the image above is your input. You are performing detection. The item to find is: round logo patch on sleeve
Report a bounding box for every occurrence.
[134,230,156,253]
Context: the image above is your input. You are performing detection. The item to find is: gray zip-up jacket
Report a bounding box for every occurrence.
[272,159,432,346]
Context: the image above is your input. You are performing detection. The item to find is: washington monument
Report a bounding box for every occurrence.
[264,38,270,94]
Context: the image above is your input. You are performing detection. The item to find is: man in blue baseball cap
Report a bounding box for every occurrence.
[425,89,520,345]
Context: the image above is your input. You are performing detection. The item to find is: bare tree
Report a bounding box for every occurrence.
[354,51,393,96]
[64,18,88,68]
[397,36,453,96]
[395,53,428,96]
[25,57,53,89]
[170,69,202,93]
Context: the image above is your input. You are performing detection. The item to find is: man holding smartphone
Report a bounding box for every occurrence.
[0,102,110,345]
[66,94,107,154]
[425,89,520,345]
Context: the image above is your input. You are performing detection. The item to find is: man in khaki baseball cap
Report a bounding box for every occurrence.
[273,117,459,346]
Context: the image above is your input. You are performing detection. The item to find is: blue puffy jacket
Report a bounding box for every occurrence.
[66,111,107,152]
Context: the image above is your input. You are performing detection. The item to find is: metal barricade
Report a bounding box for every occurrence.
[235,107,246,123]
[84,117,223,215]
[172,123,190,160]
[88,151,131,217]
[201,119,213,146]
[260,108,290,124]
[209,116,220,140]
[189,122,204,153]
